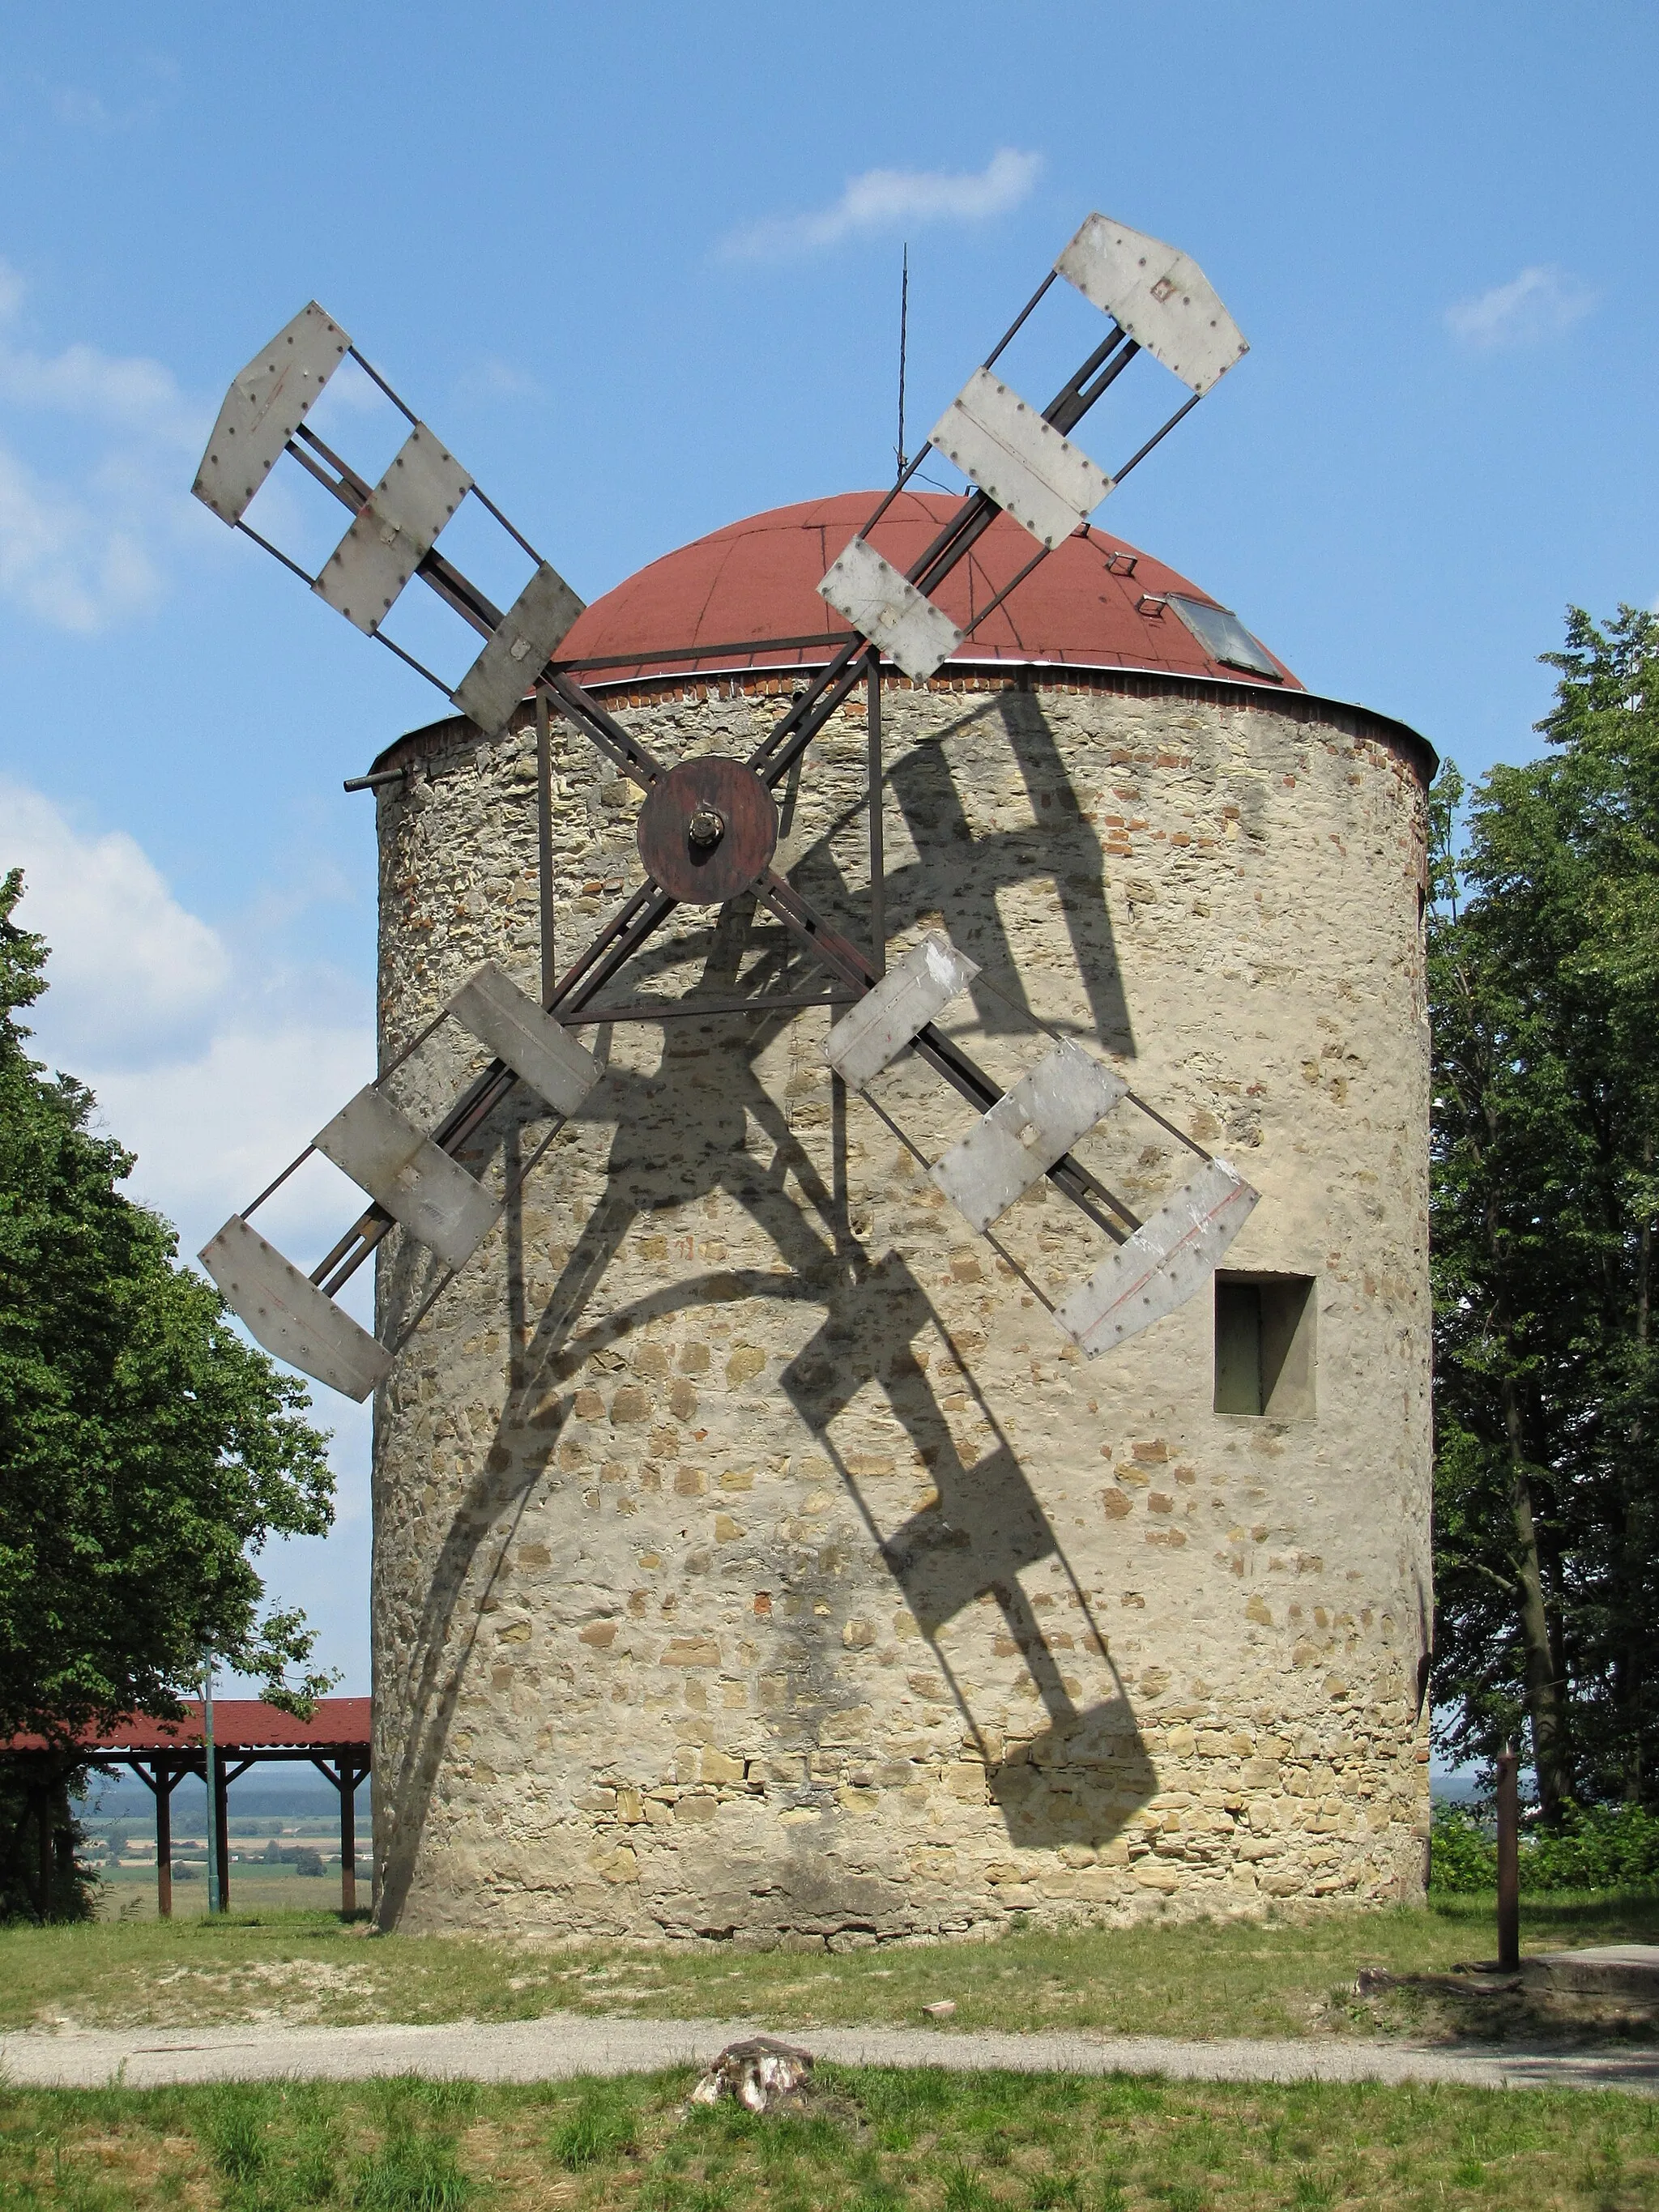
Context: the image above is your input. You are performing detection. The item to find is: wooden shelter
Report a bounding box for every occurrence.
[8,1698,370,1917]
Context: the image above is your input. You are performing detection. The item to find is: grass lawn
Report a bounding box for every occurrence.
[1,2066,1654,2211]
[2,1891,1655,2043]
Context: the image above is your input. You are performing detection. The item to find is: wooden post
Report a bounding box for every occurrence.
[1495,1742,1520,1971]
[155,1765,173,1920]
[339,1767,356,1916]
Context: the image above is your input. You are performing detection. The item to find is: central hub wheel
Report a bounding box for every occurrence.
[636,757,778,904]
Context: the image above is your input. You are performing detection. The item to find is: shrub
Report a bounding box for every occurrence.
[1428,1805,1496,1893]
[1430,1797,1659,1892]
[1525,1801,1659,1890]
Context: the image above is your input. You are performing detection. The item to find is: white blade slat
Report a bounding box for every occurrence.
[928,369,1112,550]
[817,538,964,682]
[825,930,980,1090]
[447,961,601,1119]
[1055,215,1248,397]
[452,562,586,738]
[1052,1157,1259,1357]
[192,301,350,526]
[314,426,471,636]
[199,1215,390,1402]
[314,1087,497,1274]
[931,1040,1127,1234]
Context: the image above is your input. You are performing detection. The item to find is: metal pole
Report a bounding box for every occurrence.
[1495,1743,1520,1971]
[895,245,908,479]
[866,659,885,977]
[215,1746,231,1912]
[201,1661,220,1917]
[535,688,557,1008]
[339,1767,356,1916]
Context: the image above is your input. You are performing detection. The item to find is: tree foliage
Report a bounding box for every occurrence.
[1431,606,1659,1814]
[0,868,337,1748]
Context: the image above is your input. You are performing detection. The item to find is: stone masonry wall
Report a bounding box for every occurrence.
[366,664,1434,1942]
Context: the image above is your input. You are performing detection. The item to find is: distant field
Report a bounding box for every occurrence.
[83,1807,365,1920]
[93,1864,364,1921]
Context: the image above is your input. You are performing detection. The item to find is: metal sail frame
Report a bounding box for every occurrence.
[191,213,1261,1395]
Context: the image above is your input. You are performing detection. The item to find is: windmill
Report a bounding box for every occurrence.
[191,215,1260,1407]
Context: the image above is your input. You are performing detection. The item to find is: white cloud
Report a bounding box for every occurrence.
[90,1021,373,1259]
[456,355,543,403]
[2,776,230,1063]
[720,147,1043,262]
[0,337,202,443]
[0,447,163,629]
[1445,265,1597,351]
[3,782,371,1259]
[0,258,207,630]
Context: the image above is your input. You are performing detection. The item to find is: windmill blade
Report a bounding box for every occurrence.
[782,216,1244,774]
[191,311,585,741]
[199,959,609,1398]
[193,302,349,525]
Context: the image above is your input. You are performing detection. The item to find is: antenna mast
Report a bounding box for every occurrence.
[895,245,908,480]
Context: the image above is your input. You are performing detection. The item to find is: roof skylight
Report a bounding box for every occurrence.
[1165,595,1282,679]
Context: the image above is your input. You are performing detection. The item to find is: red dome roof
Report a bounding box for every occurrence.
[558,490,1299,690]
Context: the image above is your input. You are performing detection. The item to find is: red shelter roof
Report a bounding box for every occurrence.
[6,1698,371,1754]
[557,490,1300,689]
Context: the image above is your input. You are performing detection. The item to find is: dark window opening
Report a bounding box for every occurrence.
[1213,1272,1316,1418]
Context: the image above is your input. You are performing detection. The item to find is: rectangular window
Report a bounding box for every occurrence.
[1213,1273,1316,1418]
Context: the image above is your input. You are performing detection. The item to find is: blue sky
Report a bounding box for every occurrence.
[2,4,1654,1695]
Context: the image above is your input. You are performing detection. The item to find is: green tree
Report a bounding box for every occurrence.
[0,867,337,1751]
[1431,606,1659,1815]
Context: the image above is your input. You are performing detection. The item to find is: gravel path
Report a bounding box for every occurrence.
[2,2016,1653,2097]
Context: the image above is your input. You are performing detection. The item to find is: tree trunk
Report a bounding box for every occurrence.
[32,1783,50,1919]
[1500,1371,1572,1820]
[1624,1143,1652,1801]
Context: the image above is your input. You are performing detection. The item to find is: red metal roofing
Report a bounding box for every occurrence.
[557,490,1300,689]
[6,1698,371,1754]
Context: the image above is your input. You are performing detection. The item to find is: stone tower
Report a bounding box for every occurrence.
[364,492,1435,1941]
